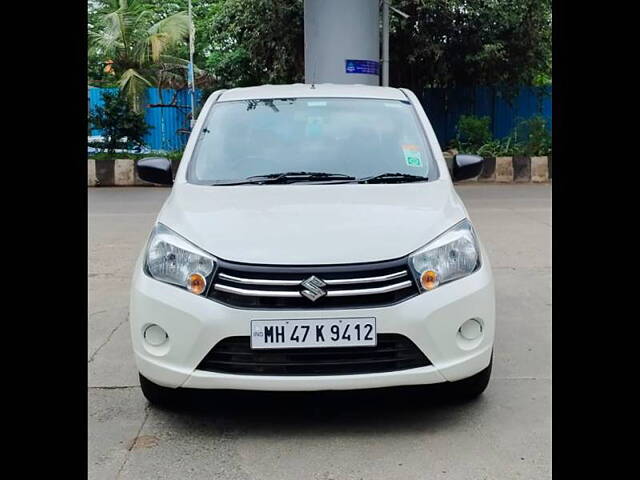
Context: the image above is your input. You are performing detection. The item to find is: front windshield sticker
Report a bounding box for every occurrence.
[403,144,423,167]
[307,101,327,107]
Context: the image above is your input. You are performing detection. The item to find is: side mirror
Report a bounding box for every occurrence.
[136,157,173,185]
[452,154,484,182]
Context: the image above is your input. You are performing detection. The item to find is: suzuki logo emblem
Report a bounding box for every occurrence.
[300,275,327,302]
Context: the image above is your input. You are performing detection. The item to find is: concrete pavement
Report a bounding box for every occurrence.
[88,184,551,480]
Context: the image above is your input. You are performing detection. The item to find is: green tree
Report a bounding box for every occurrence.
[389,0,552,94]
[204,0,304,88]
[89,0,551,96]
[89,0,191,111]
[133,1,224,69]
[89,90,151,152]
[197,0,550,93]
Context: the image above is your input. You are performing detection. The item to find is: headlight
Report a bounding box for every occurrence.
[145,224,216,295]
[409,219,480,291]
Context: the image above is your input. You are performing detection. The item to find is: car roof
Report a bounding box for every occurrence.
[218,83,408,102]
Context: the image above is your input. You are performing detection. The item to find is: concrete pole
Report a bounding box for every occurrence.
[188,0,196,127]
[304,0,380,85]
[382,0,390,86]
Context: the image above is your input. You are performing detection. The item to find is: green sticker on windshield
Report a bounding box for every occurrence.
[403,144,422,167]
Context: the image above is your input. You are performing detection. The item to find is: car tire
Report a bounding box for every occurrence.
[139,373,183,408]
[444,354,492,401]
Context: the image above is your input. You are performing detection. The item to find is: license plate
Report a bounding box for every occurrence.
[250,318,377,349]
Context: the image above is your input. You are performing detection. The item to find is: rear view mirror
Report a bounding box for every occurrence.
[136,157,173,185]
[452,154,484,182]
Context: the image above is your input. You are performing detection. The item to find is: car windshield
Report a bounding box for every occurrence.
[187,97,438,185]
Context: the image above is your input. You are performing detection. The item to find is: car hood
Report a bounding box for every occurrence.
[157,180,468,265]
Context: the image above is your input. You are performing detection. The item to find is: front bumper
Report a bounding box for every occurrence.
[129,252,495,391]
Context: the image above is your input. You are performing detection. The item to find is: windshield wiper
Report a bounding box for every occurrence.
[246,171,357,183]
[357,172,428,184]
[211,171,425,186]
[209,171,356,186]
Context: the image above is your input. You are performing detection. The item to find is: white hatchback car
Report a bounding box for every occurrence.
[131,84,494,406]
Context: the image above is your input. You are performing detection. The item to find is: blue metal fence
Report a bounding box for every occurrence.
[417,86,552,148]
[89,87,202,151]
[89,86,551,151]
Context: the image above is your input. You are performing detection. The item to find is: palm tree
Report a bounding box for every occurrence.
[89,0,191,112]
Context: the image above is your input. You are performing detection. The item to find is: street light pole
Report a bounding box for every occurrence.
[381,0,409,87]
[382,0,389,86]
[188,0,196,128]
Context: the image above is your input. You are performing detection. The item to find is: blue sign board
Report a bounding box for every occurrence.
[345,59,379,75]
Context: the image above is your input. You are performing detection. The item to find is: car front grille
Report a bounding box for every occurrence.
[207,257,419,309]
[196,334,431,376]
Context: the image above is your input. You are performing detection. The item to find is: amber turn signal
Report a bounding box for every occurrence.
[420,270,439,290]
[187,273,207,295]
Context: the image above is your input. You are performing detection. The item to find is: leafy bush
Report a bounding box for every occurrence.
[88,140,129,151]
[476,139,504,157]
[513,116,551,156]
[477,135,521,157]
[453,115,493,153]
[89,91,151,153]
[474,116,552,157]
[89,150,184,162]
